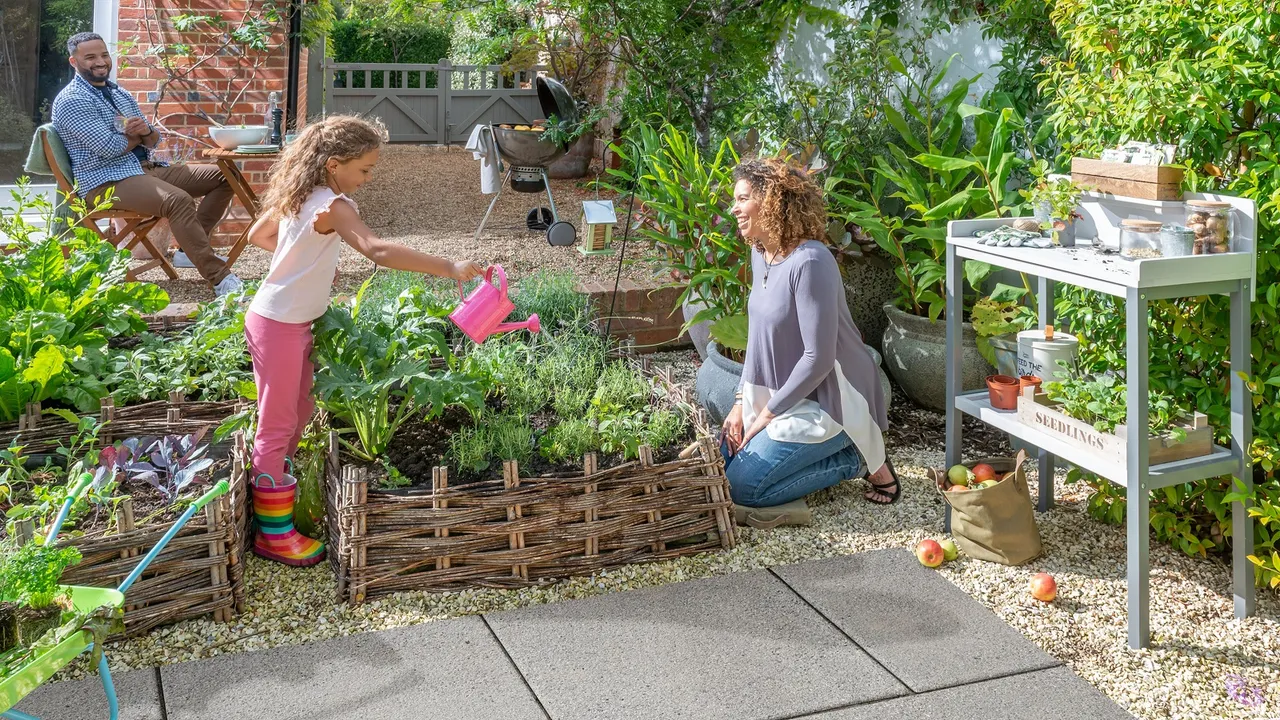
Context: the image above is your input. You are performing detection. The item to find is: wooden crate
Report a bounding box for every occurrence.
[1070,157,1185,201]
[51,431,252,637]
[324,368,736,604]
[1016,387,1213,466]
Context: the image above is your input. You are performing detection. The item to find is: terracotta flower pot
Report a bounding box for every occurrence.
[986,374,1019,410]
[1018,375,1043,394]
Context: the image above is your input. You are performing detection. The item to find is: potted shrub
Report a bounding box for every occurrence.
[0,540,83,646]
[1021,164,1085,247]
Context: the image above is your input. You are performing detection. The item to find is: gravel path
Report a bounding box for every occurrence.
[153,145,664,304]
[52,351,1278,719]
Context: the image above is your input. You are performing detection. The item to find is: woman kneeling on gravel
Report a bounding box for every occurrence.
[721,157,899,510]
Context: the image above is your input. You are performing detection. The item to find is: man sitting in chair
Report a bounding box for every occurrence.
[51,32,244,297]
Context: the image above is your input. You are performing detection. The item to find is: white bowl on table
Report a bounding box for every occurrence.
[209,126,269,150]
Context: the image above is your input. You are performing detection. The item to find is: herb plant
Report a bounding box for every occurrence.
[1043,373,1190,443]
[0,541,82,610]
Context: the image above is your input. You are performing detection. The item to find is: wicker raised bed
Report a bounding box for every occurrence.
[325,366,736,603]
[43,432,253,638]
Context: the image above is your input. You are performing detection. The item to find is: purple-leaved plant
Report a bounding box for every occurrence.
[97,430,214,502]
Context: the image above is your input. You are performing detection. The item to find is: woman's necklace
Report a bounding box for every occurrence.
[762,247,786,289]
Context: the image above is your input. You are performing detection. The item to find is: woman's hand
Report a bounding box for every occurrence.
[740,407,776,449]
[722,403,744,454]
[451,260,484,282]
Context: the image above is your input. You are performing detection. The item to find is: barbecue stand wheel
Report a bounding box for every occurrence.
[546,220,577,247]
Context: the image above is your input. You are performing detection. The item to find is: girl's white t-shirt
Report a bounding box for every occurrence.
[249,187,353,324]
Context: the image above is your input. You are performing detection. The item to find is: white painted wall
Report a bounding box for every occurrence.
[780,0,1004,104]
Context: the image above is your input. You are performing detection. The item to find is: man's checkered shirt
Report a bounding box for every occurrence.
[51,74,155,193]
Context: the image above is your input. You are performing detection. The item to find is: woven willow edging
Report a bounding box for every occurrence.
[325,366,736,604]
[1,394,245,457]
[51,431,252,638]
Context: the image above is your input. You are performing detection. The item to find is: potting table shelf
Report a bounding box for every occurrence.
[954,391,1238,488]
[944,190,1255,651]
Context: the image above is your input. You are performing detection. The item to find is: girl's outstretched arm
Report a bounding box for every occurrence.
[320,198,483,281]
[247,211,280,252]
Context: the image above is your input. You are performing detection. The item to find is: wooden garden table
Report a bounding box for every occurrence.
[202,147,281,268]
[943,189,1258,650]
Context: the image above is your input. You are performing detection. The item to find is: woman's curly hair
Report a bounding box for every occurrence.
[261,114,388,218]
[731,157,827,254]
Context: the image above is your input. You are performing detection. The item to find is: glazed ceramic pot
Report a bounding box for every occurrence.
[882,303,992,413]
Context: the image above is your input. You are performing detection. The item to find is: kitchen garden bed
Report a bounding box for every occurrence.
[323,364,735,603]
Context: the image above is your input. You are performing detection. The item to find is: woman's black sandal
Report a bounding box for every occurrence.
[865,459,901,505]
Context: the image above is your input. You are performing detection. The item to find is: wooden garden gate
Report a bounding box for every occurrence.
[317,58,548,144]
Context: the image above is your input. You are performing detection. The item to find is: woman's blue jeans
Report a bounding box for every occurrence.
[720,430,866,508]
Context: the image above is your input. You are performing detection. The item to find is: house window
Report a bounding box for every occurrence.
[0,0,111,187]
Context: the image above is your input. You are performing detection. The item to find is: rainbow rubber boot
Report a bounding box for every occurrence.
[252,473,325,567]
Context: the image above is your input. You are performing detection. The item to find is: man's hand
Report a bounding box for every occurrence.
[722,403,744,455]
[124,117,150,138]
[450,260,484,282]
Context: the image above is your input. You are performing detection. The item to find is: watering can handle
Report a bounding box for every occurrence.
[455,264,507,299]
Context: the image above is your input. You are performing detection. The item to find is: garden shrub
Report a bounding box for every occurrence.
[1041,0,1280,585]
[329,16,450,88]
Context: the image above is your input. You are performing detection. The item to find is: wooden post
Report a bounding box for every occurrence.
[14,519,33,544]
[583,453,598,557]
[118,498,138,614]
[699,437,734,548]
[639,445,665,553]
[503,460,528,581]
[100,397,116,444]
[205,498,227,622]
[341,465,369,604]
[432,467,451,570]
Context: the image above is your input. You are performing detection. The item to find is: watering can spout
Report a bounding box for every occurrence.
[495,313,540,335]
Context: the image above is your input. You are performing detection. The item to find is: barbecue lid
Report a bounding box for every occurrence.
[537,76,578,126]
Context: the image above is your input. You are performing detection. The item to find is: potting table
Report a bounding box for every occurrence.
[943,190,1258,649]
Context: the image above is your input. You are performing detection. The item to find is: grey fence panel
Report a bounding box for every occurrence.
[321,59,548,144]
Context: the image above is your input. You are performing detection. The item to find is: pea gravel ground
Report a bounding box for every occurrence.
[114,149,1279,718]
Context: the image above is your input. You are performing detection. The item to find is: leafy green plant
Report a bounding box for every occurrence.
[1043,373,1190,442]
[448,413,533,473]
[313,278,486,462]
[538,418,598,464]
[1019,161,1086,241]
[0,188,169,421]
[596,409,648,460]
[601,123,750,354]
[511,270,595,335]
[971,282,1038,367]
[0,541,81,610]
[589,361,650,418]
[642,408,685,450]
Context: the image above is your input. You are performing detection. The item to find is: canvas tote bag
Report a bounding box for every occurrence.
[929,449,1043,565]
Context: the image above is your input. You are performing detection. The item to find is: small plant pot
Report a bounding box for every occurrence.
[1018,375,1043,394]
[986,374,1020,410]
[15,605,62,646]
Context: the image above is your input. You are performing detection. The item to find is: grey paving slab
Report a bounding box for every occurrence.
[801,666,1136,719]
[12,666,163,720]
[486,569,908,720]
[160,615,546,720]
[772,549,1060,693]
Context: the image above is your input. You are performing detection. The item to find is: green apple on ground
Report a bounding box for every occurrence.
[915,539,945,568]
[939,538,959,562]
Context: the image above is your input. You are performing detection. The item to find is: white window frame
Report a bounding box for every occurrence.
[1,0,118,212]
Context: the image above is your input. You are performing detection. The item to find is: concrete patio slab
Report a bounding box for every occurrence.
[802,666,1136,719]
[159,615,547,720]
[772,549,1061,693]
[485,569,908,720]
[12,666,163,720]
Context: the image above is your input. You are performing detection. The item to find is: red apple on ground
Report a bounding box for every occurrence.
[939,538,959,562]
[973,463,997,483]
[1030,573,1057,602]
[915,539,945,568]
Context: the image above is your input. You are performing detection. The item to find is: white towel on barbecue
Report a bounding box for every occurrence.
[465,124,500,195]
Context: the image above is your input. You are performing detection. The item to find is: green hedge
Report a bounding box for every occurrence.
[329,18,451,89]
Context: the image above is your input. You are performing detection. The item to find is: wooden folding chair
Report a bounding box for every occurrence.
[42,133,178,282]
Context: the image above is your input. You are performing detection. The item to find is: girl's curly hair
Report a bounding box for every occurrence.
[261,114,388,218]
[731,157,827,255]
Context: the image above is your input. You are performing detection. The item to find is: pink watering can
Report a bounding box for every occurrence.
[449,265,541,344]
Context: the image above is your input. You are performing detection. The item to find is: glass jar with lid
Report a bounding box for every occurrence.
[1185,200,1238,254]
[1120,219,1163,260]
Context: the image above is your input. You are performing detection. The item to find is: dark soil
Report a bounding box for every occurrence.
[885,383,1012,458]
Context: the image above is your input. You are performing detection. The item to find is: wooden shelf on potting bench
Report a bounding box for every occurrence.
[943,190,1257,650]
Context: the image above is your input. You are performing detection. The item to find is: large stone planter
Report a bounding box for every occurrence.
[882,303,992,413]
[547,133,596,179]
[696,342,743,426]
[839,256,898,353]
[697,342,894,426]
[683,297,712,361]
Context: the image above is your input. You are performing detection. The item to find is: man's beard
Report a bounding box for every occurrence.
[76,63,111,83]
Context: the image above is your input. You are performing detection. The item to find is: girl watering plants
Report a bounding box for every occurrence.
[244,115,484,566]
[721,158,896,511]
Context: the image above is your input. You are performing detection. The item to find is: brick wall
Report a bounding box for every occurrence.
[578,279,691,353]
[117,0,299,245]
